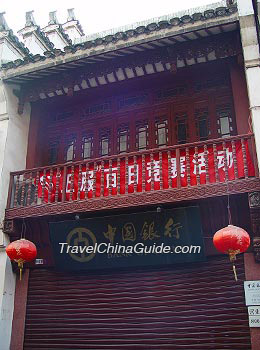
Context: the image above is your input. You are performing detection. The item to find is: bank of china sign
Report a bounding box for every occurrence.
[49,207,205,270]
[38,141,254,202]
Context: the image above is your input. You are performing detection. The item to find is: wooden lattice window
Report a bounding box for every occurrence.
[216,104,234,138]
[48,140,59,165]
[84,101,112,117]
[195,108,210,141]
[51,111,73,123]
[99,129,111,156]
[117,125,129,153]
[136,121,148,151]
[155,118,168,148]
[64,134,76,162]
[82,134,93,159]
[175,113,188,144]
[118,94,148,110]
[193,75,229,93]
[156,85,187,100]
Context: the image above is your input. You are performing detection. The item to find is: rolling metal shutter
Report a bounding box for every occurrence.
[24,256,251,350]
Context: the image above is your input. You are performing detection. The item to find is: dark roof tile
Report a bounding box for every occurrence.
[146,23,158,31]
[204,9,215,19]
[192,13,203,21]
[216,7,228,16]
[158,21,170,29]
[170,17,181,26]
[181,15,193,24]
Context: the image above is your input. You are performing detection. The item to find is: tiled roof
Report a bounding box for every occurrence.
[1,1,238,72]
[5,30,30,57]
[57,25,73,46]
[34,26,55,51]
[75,1,236,44]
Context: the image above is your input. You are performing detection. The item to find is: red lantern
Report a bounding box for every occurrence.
[6,239,37,280]
[213,225,250,281]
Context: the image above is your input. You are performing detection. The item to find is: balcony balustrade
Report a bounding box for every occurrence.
[5,134,260,219]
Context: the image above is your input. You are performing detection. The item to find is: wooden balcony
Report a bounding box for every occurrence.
[5,134,260,220]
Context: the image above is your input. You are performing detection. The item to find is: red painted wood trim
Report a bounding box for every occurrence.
[229,61,250,135]
[10,269,29,350]
[26,107,40,169]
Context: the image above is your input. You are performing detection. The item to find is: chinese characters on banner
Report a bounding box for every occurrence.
[38,140,255,202]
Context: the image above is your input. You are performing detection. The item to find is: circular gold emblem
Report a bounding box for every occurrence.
[66,227,97,262]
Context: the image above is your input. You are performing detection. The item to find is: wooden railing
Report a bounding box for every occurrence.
[6,134,259,210]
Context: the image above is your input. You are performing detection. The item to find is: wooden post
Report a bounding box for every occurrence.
[20,175,26,207]
[248,192,260,264]
[222,141,229,182]
[150,153,154,191]
[142,154,146,192]
[41,169,46,204]
[176,148,181,189]
[241,138,249,178]
[6,174,14,209]
[34,171,40,205]
[231,140,238,180]
[101,160,104,197]
[213,143,219,183]
[61,166,67,202]
[125,156,129,194]
[159,152,163,190]
[10,270,30,350]
[117,157,121,195]
[133,156,137,193]
[167,151,172,189]
[204,144,209,184]
[186,147,191,187]
[69,165,75,201]
[194,146,200,185]
[55,167,60,203]
[108,159,112,196]
[26,172,33,206]
[77,164,82,200]
[48,168,53,203]
[85,163,89,199]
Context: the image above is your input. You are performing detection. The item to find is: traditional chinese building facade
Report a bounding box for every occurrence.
[1,1,260,349]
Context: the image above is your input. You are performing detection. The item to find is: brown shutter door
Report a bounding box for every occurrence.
[24,256,251,350]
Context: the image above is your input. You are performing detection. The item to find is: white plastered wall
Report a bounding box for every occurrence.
[45,31,66,50]
[237,0,260,168]
[0,81,30,350]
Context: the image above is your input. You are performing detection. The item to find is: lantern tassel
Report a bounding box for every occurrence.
[228,251,239,282]
[17,260,24,281]
[232,263,238,282]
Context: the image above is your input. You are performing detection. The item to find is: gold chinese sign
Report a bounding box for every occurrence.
[49,207,205,270]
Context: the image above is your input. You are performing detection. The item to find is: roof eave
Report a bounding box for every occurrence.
[1,12,238,81]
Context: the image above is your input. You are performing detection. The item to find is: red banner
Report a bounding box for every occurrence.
[37,140,255,203]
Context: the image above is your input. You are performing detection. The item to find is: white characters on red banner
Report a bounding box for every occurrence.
[193,152,207,175]
[128,165,138,186]
[147,161,160,183]
[66,170,94,193]
[37,141,254,202]
[217,149,233,170]
[104,167,118,188]
[171,156,186,179]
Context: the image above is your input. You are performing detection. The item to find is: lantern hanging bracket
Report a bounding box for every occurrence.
[227,181,232,226]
